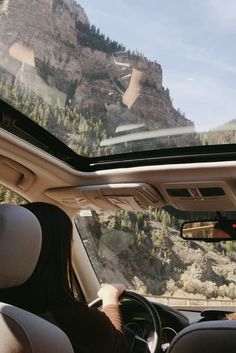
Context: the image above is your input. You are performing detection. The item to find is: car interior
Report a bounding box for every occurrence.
[1,99,236,353]
[1,0,236,352]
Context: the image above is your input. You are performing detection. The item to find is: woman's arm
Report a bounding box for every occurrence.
[98,283,125,331]
[52,283,127,353]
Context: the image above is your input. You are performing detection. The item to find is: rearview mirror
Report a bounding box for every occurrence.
[181,220,236,241]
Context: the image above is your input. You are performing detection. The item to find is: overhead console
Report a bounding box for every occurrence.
[161,181,236,211]
[45,180,236,212]
[45,183,165,212]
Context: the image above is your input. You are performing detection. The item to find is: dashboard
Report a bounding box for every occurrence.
[121,300,189,352]
[120,300,235,352]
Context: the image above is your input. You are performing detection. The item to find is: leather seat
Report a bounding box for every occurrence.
[0,204,74,353]
[168,319,236,353]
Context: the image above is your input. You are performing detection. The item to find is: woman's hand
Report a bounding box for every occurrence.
[97,283,126,307]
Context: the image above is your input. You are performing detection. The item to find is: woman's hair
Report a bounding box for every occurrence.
[0,202,77,313]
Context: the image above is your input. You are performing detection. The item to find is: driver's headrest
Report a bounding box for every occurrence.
[0,204,42,288]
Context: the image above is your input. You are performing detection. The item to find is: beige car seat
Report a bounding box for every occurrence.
[0,204,74,353]
[168,319,236,353]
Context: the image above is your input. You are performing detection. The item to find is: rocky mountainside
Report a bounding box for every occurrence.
[0,0,198,152]
[77,210,236,301]
[206,119,236,145]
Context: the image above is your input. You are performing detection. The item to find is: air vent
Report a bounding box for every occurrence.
[163,181,236,211]
[199,187,225,197]
[105,183,164,211]
[134,198,145,209]
[167,188,191,197]
[139,187,161,203]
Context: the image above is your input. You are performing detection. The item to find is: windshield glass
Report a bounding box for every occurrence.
[76,208,236,309]
[0,1,236,157]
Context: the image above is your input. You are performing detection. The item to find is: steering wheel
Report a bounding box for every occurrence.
[89,290,162,353]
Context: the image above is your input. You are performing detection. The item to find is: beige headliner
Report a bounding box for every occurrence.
[1,128,236,199]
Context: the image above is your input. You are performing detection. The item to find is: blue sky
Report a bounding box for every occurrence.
[78,0,236,131]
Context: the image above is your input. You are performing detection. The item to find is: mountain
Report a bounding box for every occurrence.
[0,0,198,154]
[206,119,236,145]
[77,209,236,301]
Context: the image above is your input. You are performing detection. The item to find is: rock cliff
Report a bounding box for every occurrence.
[0,0,197,149]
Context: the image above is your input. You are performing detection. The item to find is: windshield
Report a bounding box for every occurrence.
[0,1,236,157]
[76,208,236,309]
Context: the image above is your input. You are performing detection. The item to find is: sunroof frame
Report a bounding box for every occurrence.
[1,98,236,172]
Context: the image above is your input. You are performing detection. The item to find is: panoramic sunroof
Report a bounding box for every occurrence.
[0,0,236,158]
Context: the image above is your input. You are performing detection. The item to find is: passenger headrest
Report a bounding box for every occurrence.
[0,303,74,353]
[0,204,42,288]
[168,320,236,353]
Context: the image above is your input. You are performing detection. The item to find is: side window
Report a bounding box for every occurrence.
[0,185,27,204]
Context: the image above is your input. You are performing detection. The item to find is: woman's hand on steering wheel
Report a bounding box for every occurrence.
[97,283,126,306]
[90,289,162,353]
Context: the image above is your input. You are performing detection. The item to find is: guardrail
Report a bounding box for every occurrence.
[146,295,236,307]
